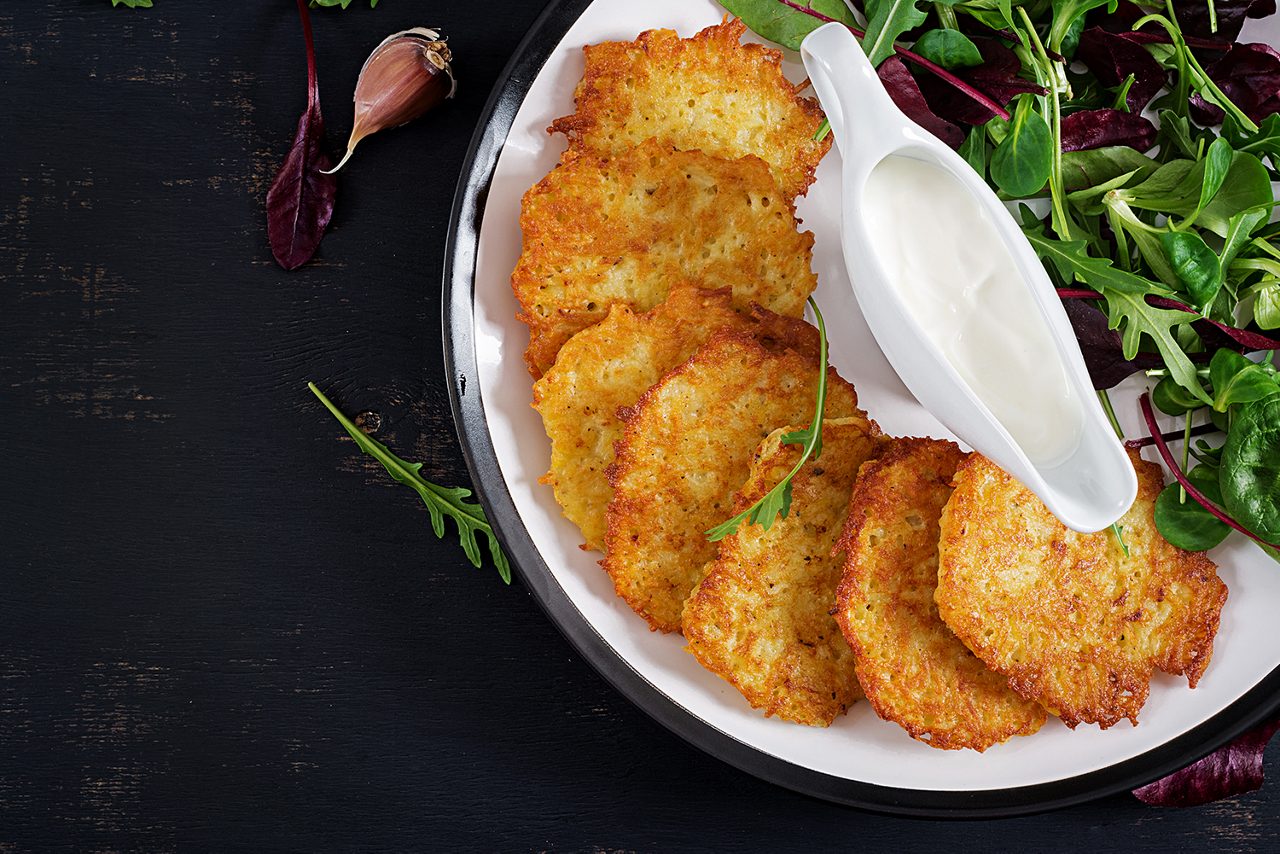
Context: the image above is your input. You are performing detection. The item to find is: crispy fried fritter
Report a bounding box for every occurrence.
[512,139,816,377]
[683,418,880,726]
[549,18,831,200]
[935,450,1228,729]
[532,285,819,552]
[604,329,862,633]
[833,439,1047,750]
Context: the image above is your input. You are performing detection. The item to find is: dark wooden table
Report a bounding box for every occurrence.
[2,2,1277,850]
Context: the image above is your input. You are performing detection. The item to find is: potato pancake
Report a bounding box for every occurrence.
[683,418,880,726]
[532,285,818,552]
[833,439,1047,750]
[512,139,816,377]
[935,450,1228,729]
[549,18,830,200]
[604,329,862,633]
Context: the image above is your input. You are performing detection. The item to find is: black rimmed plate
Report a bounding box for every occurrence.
[442,0,1280,817]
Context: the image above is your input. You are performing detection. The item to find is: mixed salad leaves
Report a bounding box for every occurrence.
[723,0,1280,563]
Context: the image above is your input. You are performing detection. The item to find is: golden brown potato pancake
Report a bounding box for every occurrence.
[935,450,1228,729]
[604,328,862,633]
[833,439,1047,750]
[683,418,880,726]
[512,139,816,377]
[549,18,830,200]
[532,285,818,552]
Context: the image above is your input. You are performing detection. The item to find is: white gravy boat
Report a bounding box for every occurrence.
[800,22,1136,533]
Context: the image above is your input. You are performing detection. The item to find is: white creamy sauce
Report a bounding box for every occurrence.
[862,154,1083,464]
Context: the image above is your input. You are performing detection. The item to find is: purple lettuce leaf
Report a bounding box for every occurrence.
[878,56,966,148]
[1076,27,1167,112]
[1190,43,1280,124]
[916,38,1043,126]
[1134,718,1280,807]
[1172,0,1275,43]
[1061,108,1158,151]
[1061,298,1163,387]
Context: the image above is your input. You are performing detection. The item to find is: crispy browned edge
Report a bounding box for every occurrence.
[937,449,1229,729]
[529,285,803,552]
[602,325,856,632]
[511,141,814,378]
[547,17,831,200]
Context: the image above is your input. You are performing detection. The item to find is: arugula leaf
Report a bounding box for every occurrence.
[110,0,152,6]
[719,0,858,50]
[912,29,984,68]
[707,297,830,542]
[1026,228,1211,401]
[990,96,1053,197]
[863,0,928,66]
[308,382,511,583]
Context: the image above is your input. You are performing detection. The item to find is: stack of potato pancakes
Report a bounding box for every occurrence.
[512,19,1228,751]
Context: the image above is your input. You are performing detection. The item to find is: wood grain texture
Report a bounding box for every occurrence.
[0,2,1278,851]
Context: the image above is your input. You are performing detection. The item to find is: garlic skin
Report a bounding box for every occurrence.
[326,27,456,174]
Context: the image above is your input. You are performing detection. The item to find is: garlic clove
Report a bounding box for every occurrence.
[325,27,456,174]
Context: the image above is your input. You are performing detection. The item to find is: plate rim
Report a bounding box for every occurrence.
[441,0,1280,817]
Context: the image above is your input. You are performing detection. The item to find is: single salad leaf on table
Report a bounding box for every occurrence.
[719,0,859,50]
[309,382,512,583]
[267,0,338,270]
[1134,718,1280,807]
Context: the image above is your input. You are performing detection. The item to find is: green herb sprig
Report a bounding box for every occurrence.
[309,382,511,583]
[706,296,830,542]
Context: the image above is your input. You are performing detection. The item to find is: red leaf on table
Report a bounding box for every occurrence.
[1134,718,1280,807]
[266,0,337,271]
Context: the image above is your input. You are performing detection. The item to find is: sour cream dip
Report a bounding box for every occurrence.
[861,154,1084,465]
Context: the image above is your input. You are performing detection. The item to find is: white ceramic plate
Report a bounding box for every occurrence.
[443,0,1280,815]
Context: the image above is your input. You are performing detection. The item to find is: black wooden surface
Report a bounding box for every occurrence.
[2,2,1278,850]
